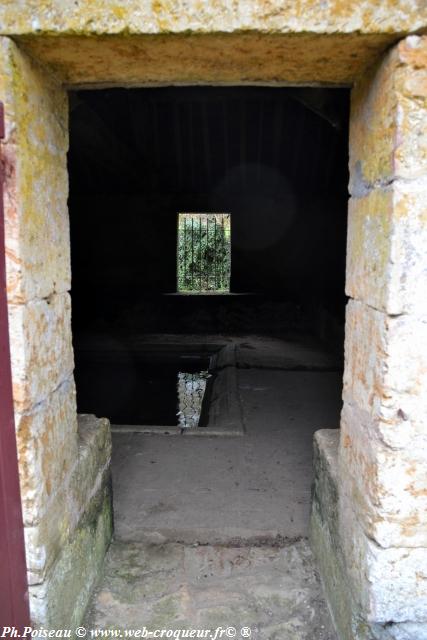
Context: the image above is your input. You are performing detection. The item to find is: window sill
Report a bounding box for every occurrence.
[164,292,254,296]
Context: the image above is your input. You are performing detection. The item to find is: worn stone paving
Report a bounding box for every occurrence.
[85,539,336,640]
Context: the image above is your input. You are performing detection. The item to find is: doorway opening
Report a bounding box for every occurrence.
[68,85,349,628]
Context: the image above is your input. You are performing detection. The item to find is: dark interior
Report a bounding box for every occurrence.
[68,86,349,340]
[68,86,349,423]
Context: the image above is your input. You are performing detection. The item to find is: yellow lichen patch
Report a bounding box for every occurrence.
[111,5,126,19]
[346,190,394,310]
[350,35,427,185]
[0,37,70,305]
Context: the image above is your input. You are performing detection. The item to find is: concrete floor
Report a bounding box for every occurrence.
[84,335,341,637]
[113,369,342,543]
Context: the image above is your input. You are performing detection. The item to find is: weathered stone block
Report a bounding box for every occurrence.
[343,299,427,449]
[11,32,400,88]
[8,292,74,412]
[24,415,112,585]
[69,414,112,528]
[339,492,427,624]
[15,377,78,527]
[310,430,361,640]
[340,299,427,543]
[392,37,427,181]
[346,180,427,314]
[340,402,427,548]
[346,189,393,312]
[0,37,70,304]
[311,429,340,530]
[349,63,396,190]
[350,35,427,189]
[1,0,426,37]
[30,485,113,628]
[311,429,427,639]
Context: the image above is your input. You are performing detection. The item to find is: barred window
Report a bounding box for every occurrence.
[177,213,231,293]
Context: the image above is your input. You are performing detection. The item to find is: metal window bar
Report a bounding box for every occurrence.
[178,213,230,293]
[214,218,217,289]
[199,216,202,291]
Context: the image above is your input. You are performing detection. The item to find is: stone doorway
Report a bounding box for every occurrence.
[0,10,426,638]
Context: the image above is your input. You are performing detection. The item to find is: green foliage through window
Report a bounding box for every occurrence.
[177,213,231,293]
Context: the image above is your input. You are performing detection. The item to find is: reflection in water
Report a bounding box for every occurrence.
[177,371,210,428]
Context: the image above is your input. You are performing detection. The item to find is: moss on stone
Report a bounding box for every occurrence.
[31,487,113,629]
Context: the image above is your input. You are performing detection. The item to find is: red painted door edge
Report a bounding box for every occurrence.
[0,101,31,628]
